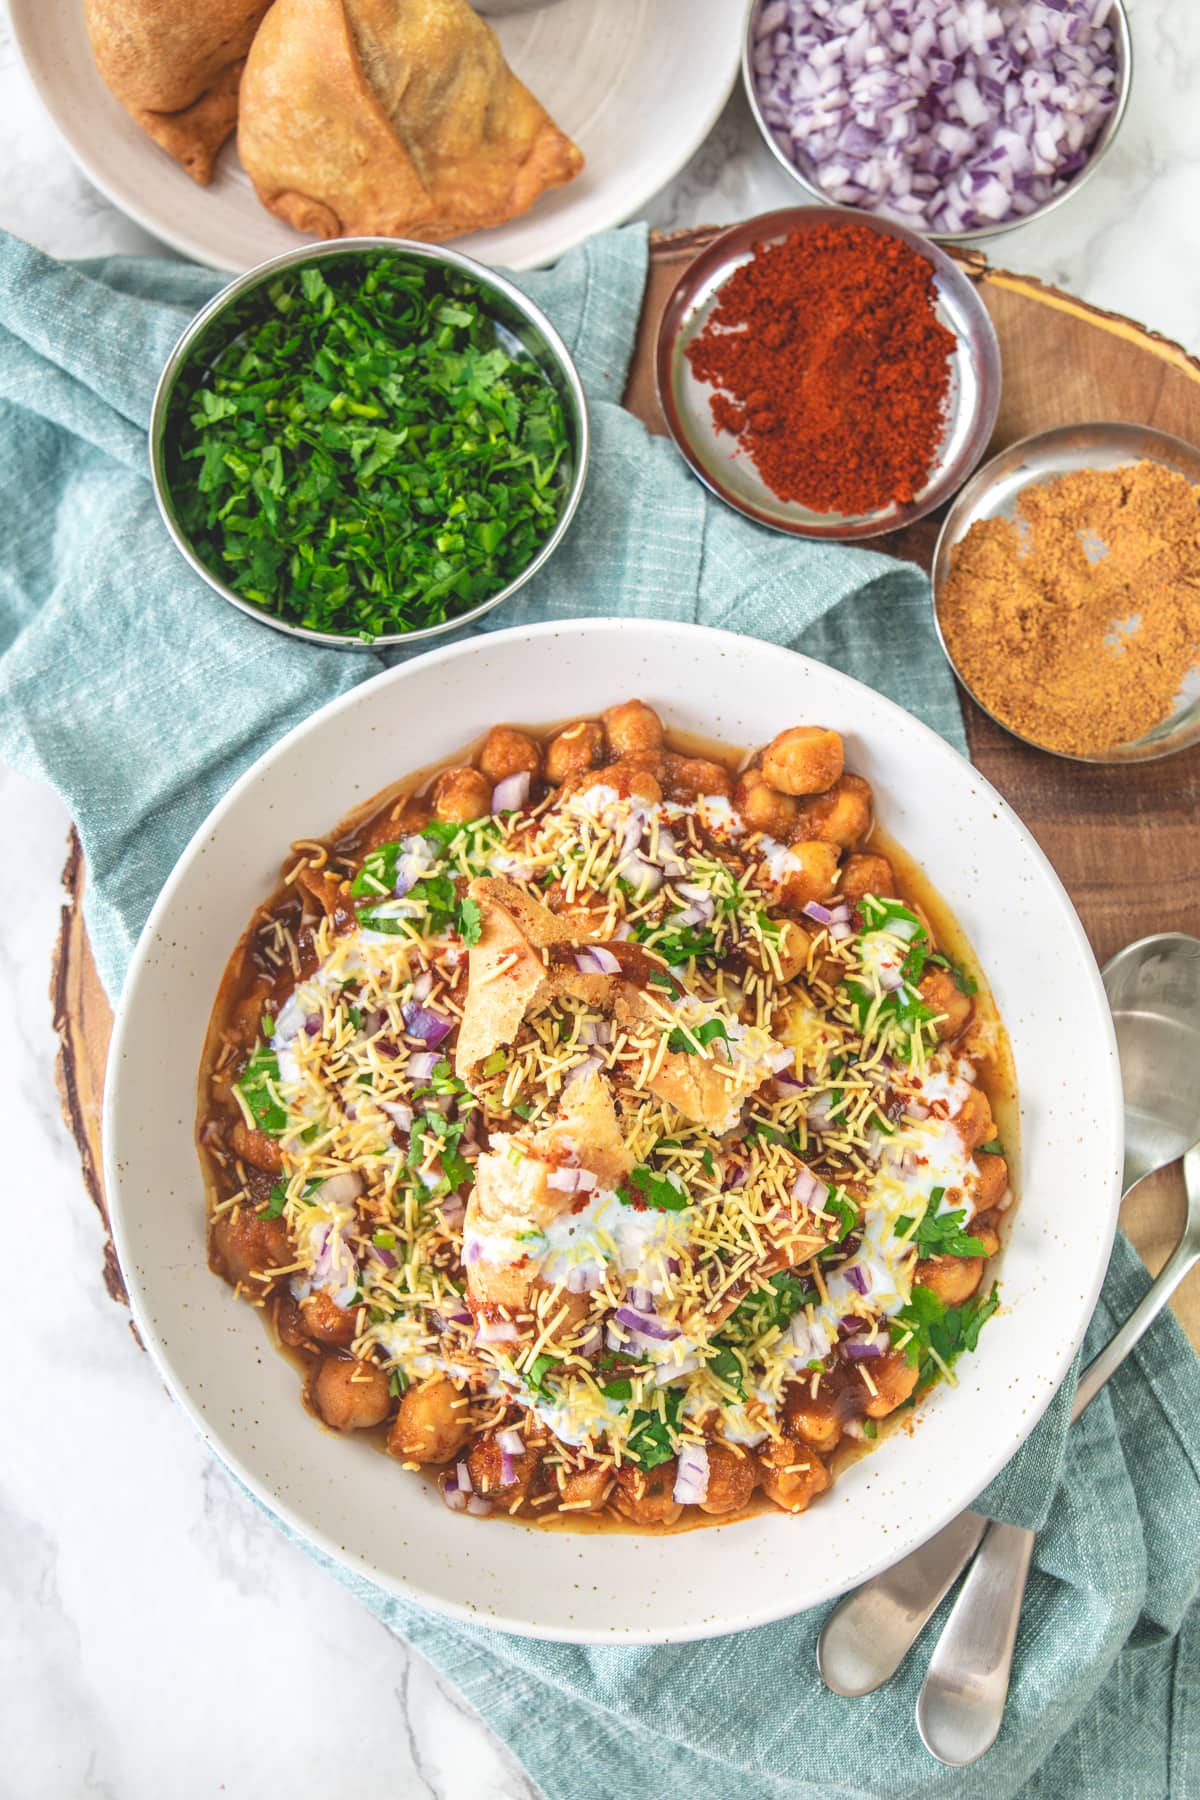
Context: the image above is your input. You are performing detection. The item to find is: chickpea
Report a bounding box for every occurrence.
[839,852,898,907]
[575,757,662,807]
[387,1374,472,1464]
[699,1441,758,1516]
[761,726,844,797]
[432,765,492,823]
[792,774,873,849]
[478,726,541,785]
[774,840,840,911]
[229,1119,283,1176]
[227,987,273,1051]
[466,1431,543,1506]
[757,916,812,984]
[309,1355,391,1432]
[783,1388,844,1455]
[756,1438,831,1514]
[299,1288,358,1348]
[662,753,733,803]
[612,1461,683,1527]
[973,1152,1009,1215]
[862,1350,920,1420]
[915,1254,985,1308]
[272,1292,312,1351]
[734,768,798,839]
[971,1212,1002,1258]
[544,720,604,784]
[955,1086,996,1151]
[209,1202,290,1289]
[603,699,664,759]
[557,1461,614,1513]
[919,965,974,1042]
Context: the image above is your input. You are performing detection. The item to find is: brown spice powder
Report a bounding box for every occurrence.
[937,460,1200,756]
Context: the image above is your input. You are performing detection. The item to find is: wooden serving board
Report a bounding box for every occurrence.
[52,226,1200,1344]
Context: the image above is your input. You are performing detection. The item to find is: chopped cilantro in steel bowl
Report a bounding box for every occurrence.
[162,252,577,642]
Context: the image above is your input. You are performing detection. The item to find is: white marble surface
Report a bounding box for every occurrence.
[1,2,1199,1794]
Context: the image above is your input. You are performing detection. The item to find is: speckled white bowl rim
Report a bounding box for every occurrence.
[102,618,1123,1644]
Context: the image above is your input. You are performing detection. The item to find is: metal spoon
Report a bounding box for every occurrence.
[917,1138,1200,1763]
[915,932,1200,1763]
[817,931,1200,1703]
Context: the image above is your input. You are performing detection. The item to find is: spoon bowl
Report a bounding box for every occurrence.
[1103,933,1200,1193]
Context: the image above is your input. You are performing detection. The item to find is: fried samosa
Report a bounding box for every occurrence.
[84,0,272,184]
[237,0,584,241]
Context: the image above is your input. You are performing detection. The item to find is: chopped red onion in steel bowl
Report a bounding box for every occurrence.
[750,0,1122,237]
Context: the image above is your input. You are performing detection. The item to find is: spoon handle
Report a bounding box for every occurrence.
[917,1144,1200,1766]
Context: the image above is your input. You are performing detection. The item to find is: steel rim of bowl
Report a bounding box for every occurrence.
[654,205,1002,541]
[148,235,591,651]
[930,418,1200,765]
[741,0,1134,247]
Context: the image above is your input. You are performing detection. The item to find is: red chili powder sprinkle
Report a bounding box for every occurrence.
[685,222,957,516]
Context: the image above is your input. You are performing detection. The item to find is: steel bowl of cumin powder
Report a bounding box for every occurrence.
[932,422,1200,763]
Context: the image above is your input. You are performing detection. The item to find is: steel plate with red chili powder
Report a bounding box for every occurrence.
[685,221,956,516]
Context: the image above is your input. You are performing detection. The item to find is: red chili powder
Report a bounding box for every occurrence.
[685,222,957,515]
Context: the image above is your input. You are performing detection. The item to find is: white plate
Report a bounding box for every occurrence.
[103,619,1123,1643]
[10,0,741,273]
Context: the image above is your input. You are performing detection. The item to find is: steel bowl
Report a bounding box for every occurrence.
[656,206,1001,540]
[149,237,590,650]
[742,0,1133,247]
[931,420,1200,763]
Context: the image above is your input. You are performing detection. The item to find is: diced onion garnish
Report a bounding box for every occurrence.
[456,1458,473,1495]
[492,772,532,814]
[673,1442,710,1505]
[845,1264,870,1295]
[379,1098,414,1133]
[802,899,833,924]
[475,1317,520,1344]
[565,1054,604,1087]
[465,1494,494,1517]
[573,945,622,976]
[546,1166,598,1193]
[791,1164,824,1207]
[751,0,1120,237]
[611,1306,680,1342]
[843,1337,887,1360]
[402,1001,453,1048]
[497,1426,525,1457]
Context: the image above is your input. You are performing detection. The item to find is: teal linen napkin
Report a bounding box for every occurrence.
[1,225,1196,1798]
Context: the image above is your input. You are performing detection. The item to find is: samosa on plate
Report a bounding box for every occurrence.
[83,0,272,185]
[237,0,584,241]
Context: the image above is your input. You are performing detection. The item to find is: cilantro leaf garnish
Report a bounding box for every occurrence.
[262,1181,288,1219]
[167,255,572,642]
[458,895,483,947]
[977,1137,1004,1157]
[234,1046,288,1136]
[722,1270,809,1344]
[633,922,717,966]
[892,1281,1001,1390]
[895,1187,987,1259]
[526,1353,560,1399]
[666,1017,729,1055]
[624,1386,685,1471]
[707,1346,746,1397]
[617,1166,690,1212]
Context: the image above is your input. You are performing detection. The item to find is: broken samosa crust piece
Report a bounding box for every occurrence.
[237,0,584,242]
[455,878,609,1078]
[613,986,766,1137]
